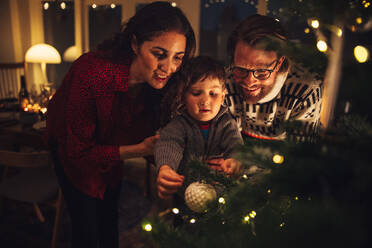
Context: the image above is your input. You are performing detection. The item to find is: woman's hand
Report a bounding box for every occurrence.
[157,165,184,199]
[140,134,160,156]
[119,134,159,160]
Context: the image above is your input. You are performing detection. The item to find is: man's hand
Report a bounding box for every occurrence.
[207,157,225,172]
[157,165,184,199]
[221,158,242,175]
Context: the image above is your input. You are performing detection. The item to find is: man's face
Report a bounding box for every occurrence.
[233,41,284,104]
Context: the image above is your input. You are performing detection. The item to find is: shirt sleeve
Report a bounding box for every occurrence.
[154,118,185,173]
[225,80,243,132]
[289,81,323,141]
[64,61,121,173]
[220,114,244,159]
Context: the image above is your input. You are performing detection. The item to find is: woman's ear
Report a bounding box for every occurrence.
[131,35,138,55]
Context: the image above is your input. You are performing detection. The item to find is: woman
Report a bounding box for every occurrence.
[45,2,195,247]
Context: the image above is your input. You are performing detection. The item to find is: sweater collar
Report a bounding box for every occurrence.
[256,71,288,103]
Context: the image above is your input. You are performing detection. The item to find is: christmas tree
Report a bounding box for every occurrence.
[142,115,372,248]
[141,1,372,247]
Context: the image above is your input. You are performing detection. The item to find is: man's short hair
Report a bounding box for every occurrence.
[227,14,289,72]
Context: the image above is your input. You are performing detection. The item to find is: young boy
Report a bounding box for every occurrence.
[155,56,243,200]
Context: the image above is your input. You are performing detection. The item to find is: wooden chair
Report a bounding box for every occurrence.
[0,62,27,99]
[0,150,63,248]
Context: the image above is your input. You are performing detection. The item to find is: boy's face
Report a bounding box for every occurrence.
[185,77,225,122]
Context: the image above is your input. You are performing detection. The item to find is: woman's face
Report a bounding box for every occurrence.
[130,31,186,89]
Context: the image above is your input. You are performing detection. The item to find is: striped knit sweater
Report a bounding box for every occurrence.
[225,65,323,141]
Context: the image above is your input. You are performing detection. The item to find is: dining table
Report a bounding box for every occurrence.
[0,111,46,151]
[0,109,154,198]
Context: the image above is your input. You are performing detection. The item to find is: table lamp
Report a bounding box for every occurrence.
[25,43,61,84]
[63,45,81,62]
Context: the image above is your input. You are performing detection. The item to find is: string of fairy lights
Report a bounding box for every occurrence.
[141,152,287,233]
[42,1,178,10]
[42,0,370,63]
[306,16,370,63]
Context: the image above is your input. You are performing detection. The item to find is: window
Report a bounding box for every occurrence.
[199,0,258,63]
[43,0,74,87]
[89,4,122,50]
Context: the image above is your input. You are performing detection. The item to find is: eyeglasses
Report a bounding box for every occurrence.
[231,60,279,80]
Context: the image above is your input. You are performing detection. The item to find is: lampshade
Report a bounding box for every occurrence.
[25,43,61,63]
[63,45,80,62]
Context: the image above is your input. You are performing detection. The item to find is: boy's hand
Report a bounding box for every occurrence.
[221,158,241,175]
[157,165,184,199]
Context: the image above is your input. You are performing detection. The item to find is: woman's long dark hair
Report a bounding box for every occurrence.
[97,1,196,63]
[98,2,196,129]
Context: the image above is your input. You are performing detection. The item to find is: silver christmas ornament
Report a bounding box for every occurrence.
[185,182,217,213]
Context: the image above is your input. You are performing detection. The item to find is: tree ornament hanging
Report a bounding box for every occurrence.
[184,182,217,213]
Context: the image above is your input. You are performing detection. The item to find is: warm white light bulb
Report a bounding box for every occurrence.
[243,215,250,223]
[40,107,47,114]
[60,2,66,10]
[110,3,116,9]
[172,208,180,214]
[272,154,284,164]
[218,197,226,204]
[171,2,177,7]
[311,19,320,29]
[249,211,256,218]
[354,45,369,63]
[92,4,97,9]
[336,28,343,37]
[144,224,152,232]
[317,40,328,52]
[190,218,196,224]
[43,2,49,10]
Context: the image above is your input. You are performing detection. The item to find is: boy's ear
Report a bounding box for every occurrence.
[131,35,138,55]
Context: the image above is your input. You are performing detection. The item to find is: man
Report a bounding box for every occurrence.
[225,14,322,141]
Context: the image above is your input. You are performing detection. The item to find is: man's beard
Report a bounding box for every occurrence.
[238,83,274,104]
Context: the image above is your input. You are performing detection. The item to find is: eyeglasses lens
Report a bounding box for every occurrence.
[232,68,270,80]
[254,70,270,80]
